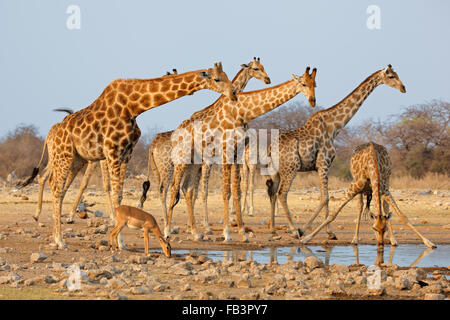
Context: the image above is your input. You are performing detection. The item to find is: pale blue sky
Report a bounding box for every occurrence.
[1,0,449,138]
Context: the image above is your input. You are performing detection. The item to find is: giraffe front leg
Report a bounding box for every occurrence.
[277,169,301,239]
[247,164,256,217]
[222,164,232,242]
[266,175,279,236]
[165,163,186,240]
[301,193,356,244]
[351,194,364,245]
[100,160,114,222]
[304,163,336,240]
[107,158,127,250]
[382,196,398,246]
[184,166,203,241]
[385,193,436,248]
[48,160,75,249]
[231,163,247,242]
[67,161,95,224]
[200,164,213,235]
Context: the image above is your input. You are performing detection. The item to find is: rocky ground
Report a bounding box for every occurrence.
[0,183,449,300]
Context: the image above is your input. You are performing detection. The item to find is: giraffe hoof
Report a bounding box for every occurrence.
[66,219,74,224]
[32,216,39,222]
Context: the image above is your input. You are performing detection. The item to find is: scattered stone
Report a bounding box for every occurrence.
[130,255,149,264]
[424,293,446,300]
[304,256,324,270]
[30,253,48,263]
[395,277,411,290]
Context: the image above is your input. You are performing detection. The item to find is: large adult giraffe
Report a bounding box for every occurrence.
[34,69,179,224]
[165,67,317,242]
[265,65,406,239]
[19,63,237,249]
[138,58,271,234]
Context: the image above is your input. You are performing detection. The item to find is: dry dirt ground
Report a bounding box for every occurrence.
[0,183,449,300]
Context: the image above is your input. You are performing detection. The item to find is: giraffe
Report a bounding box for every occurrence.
[138,58,271,235]
[265,65,406,239]
[300,142,437,249]
[31,109,116,224]
[165,67,317,242]
[18,63,237,249]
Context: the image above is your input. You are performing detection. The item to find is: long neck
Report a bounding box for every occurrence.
[231,68,252,93]
[235,79,301,123]
[102,70,211,118]
[322,70,383,137]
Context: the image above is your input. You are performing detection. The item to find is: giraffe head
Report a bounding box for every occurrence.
[380,64,406,93]
[200,62,238,101]
[291,66,317,107]
[241,57,271,84]
[370,211,392,246]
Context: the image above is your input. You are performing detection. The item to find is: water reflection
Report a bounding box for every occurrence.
[182,244,448,268]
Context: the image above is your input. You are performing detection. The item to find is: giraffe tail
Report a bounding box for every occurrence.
[266,179,275,198]
[139,180,151,208]
[17,134,49,189]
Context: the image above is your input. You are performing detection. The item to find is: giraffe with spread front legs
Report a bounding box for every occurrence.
[300,142,436,248]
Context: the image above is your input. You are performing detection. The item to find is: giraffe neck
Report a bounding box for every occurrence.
[231,68,252,93]
[322,70,383,138]
[231,79,302,123]
[101,70,211,119]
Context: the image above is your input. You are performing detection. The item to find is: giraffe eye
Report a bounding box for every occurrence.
[253,68,259,71]
[214,79,220,82]
[388,76,395,79]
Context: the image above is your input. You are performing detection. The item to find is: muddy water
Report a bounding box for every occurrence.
[174,244,450,268]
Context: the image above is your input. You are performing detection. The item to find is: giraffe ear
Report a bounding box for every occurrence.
[291,74,300,81]
[200,71,210,79]
[311,68,317,78]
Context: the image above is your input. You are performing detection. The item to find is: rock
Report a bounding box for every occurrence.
[395,277,411,290]
[368,288,386,296]
[44,275,59,284]
[304,256,324,270]
[130,255,149,264]
[128,286,147,295]
[236,277,251,288]
[94,210,103,217]
[329,264,349,274]
[30,253,48,263]
[424,293,446,300]
[153,284,167,292]
[241,292,260,300]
